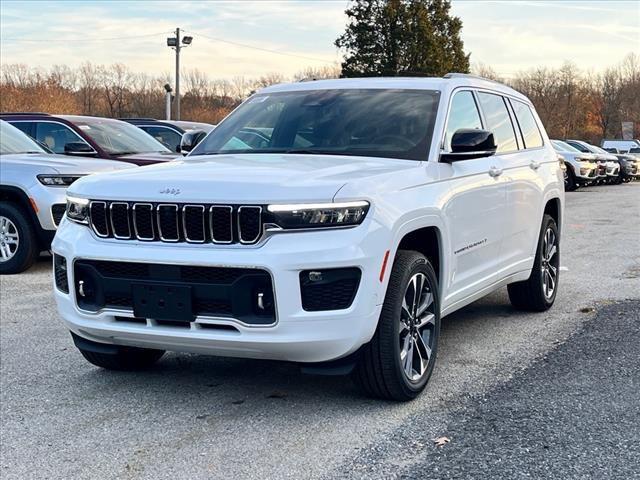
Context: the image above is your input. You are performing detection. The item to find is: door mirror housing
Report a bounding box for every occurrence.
[441,129,497,163]
[180,130,208,155]
[64,142,96,156]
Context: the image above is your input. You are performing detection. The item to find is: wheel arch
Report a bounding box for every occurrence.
[0,185,52,250]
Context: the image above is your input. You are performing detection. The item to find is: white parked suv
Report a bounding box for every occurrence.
[53,76,564,400]
[0,121,135,274]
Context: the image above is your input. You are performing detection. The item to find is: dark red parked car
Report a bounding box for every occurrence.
[0,113,180,166]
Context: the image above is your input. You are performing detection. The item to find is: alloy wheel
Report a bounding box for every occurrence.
[399,273,436,382]
[0,216,19,262]
[541,227,558,299]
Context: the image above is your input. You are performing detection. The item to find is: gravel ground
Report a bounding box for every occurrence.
[1,182,639,479]
[335,300,640,479]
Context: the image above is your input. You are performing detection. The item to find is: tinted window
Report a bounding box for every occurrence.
[35,122,88,154]
[477,93,517,153]
[512,100,543,148]
[141,126,182,152]
[191,89,441,161]
[565,141,590,153]
[444,91,482,151]
[11,121,34,137]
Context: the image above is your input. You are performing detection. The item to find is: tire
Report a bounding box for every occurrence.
[508,214,559,311]
[565,167,577,191]
[353,250,440,401]
[79,345,165,371]
[0,202,39,275]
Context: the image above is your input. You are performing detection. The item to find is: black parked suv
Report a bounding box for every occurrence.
[122,118,214,153]
[1,113,180,166]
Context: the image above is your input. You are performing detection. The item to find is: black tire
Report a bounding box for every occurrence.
[508,214,559,312]
[79,345,165,371]
[0,202,39,275]
[565,167,578,191]
[353,250,441,401]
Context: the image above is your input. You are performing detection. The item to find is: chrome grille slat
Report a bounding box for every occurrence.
[110,202,131,239]
[238,206,262,244]
[88,201,262,245]
[210,206,233,244]
[157,204,180,242]
[132,203,154,241]
[89,201,109,237]
[183,205,206,243]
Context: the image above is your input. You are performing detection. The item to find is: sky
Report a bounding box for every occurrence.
[0,0,638,80]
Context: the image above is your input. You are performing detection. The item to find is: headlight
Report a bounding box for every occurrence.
[66,196,90,224]
[37,175,83,187]
[267,201,370,229]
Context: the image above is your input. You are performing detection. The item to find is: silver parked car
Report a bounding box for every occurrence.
[551,140,598,190]
[0,121,135,274]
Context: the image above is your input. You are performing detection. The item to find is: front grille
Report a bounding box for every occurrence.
[89,201,263,245]
[51,204,66,226]
[73,260,276,325]
[300,268,361,312]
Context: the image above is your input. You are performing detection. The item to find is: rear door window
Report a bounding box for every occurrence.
[511,100,543,149]
[35,122,90,154]
[477,92,518,153]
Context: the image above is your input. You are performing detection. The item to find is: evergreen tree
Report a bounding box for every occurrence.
[335,0,470,77]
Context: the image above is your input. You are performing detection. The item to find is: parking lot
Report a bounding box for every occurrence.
[1,182,639,479]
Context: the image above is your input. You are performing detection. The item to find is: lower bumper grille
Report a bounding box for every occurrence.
[73,260,276,325]
[300,268,361,311]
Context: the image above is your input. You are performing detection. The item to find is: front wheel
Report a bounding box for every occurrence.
[353,250,440,401]
[0,203,39,275]
[565,168,578,191]
[508,214,559,311]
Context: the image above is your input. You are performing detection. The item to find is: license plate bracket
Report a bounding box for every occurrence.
[132,283,194,322]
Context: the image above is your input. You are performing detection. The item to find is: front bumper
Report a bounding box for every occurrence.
[52,218,389,363]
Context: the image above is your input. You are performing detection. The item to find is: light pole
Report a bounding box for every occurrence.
[166,28,193,121]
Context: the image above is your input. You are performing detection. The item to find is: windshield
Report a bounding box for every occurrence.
[551,140,581,153]
[68,117,171,155]
[190,89,441,161]
[591,145,610,155]
[0,121,47,155]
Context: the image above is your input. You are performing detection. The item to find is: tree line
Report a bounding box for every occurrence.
[0,62,340,125]
[2,56,637,142]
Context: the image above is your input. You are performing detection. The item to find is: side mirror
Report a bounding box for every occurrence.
[64,142,95,156]
[440,129,497,162]
[180,130,207,155]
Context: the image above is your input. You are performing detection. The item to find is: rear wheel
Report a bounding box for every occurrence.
[353,250,440,401]
[508,214,559,311]
[0,203,38,275]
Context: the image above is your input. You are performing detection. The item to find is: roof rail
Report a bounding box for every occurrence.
[444,72,504,85]
[0,112,51,116]
[119,117,157,121]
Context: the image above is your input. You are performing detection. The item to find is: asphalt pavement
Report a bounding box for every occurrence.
[1,182,639,479]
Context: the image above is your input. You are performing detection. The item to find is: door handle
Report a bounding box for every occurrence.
[530,161,541,170]
[488,166,503,177]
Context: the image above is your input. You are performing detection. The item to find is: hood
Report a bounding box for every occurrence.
[115,151,181,165]
[0,153,136,174]
[69,153,420,203]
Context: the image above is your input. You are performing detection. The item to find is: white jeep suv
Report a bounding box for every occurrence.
[53,76,564,401]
